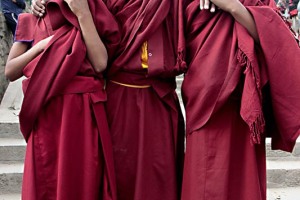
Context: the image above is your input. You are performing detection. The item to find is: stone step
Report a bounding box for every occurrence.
[267,186,300,200]
[266,138,300,159]
[0,136,299,161]
[0,159,299,195]
[0,123,22,139]
[267,160,300,188]
[0,78,23,112]
[0,138,25,161]
[0,78,23,140]
[0,162,23,195]
[0,193,21,200]
[1,188,298,200]
[0,188,299,200]
[0,124,19,137]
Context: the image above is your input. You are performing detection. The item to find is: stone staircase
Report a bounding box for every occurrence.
[0,77,299,199]
[266,140,300,199]
[0,79,24,199]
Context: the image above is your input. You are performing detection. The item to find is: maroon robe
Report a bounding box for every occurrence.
[103,0,186,199]
[181,0,300,199]
[15,0,120,199]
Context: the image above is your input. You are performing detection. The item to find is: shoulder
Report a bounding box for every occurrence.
[15,13,38,42]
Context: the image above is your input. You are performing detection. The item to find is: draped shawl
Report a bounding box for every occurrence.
[17,0,119,141]
[182,0,300,152]
[15,1,120,198]
[104,0,186,77]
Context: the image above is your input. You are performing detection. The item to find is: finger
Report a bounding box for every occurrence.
[32,3,44,14]
[204,0,210,9]
[199,0,203,10]
[31,5,40,16]
[36,0,46,11]
[31,4,44,17]
[210,4,216,12]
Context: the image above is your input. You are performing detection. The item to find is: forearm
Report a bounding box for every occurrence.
[209,0,259,42]
[229,2,259,42]
[77,13,108,73]
[5,43,43,81]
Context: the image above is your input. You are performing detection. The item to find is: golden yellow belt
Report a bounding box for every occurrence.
[110,80,151,88]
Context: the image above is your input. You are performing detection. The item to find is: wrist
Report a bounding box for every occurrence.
[76,10,92,21]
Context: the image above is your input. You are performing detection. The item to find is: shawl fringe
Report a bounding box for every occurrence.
[176,49,187,74]
[249,113,265,144]
[237,49,265,144]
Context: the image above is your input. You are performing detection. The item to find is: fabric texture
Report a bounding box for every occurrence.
[182,99,266,200]
[181,0,300,199]
[104,0,186,78]
[1,0,25,14]
[15,0,120,199]
[182,0,300,151]
[103,0,186,199]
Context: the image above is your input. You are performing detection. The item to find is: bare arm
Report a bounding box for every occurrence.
[210,0,259,42]
[227,1,259,42]
[5,36,53,81]
[200,0,259,42]
[65,0,108,73]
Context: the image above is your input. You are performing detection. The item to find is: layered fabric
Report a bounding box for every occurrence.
[181,0,300,199]
[182,98,267,200]
[103,0,186,199]
[104,0,186,77]
[15,0,120,199]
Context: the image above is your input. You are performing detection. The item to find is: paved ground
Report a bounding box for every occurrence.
[0,188,300,200]
[267,187,300,200]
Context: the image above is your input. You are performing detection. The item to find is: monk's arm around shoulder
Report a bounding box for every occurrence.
[210,0,259,42]
[65,0,108,73]
[5,36,53,82]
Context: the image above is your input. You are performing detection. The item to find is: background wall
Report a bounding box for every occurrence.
[0,11,12,102]
[0,1,30,102]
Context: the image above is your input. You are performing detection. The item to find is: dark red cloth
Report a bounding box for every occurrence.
[248,5,300,151]
[104,0,186,77]
[182,0,300,151]
[106,75,184,200]
[181,0,300,199]
[22,76,113,200]
[102,0,186,199]
[15,0,120,199]
[17,0,120,140]
[182,99,266,200]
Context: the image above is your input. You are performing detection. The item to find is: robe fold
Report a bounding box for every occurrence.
[103,0,186,199]
[15,0,120,199]
[181,0,300,199]
[104,0,186,77]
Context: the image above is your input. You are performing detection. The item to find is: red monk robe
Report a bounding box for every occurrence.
[15,0,120,199]
[103,0,186,199]
[181,0,300,199]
